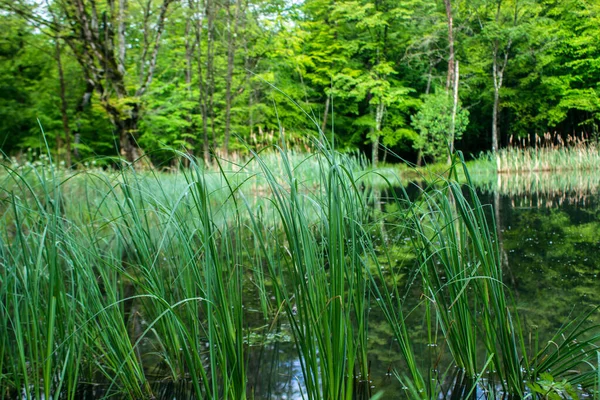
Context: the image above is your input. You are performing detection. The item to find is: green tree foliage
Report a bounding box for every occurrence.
[0,0,598,163]
[0,11,113,162]
[412,92,469,163]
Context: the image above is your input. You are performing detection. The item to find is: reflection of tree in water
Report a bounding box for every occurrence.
[470,171,600,335]
[474,171,600,208]
[488,192,600,335]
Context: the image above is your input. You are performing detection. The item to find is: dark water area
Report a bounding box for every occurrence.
[478,188,600,337]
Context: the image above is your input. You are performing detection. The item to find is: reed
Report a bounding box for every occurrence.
[487,132,600,174]
[241,142,374,400]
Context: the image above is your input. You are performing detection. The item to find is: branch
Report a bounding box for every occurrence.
[118,0,128,76]
[0,0,59,32]
[136,0,176,97]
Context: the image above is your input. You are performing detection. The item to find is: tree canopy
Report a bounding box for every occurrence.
[0,0,598,166]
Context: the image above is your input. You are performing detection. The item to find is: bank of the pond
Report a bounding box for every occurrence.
[381,143,600,184]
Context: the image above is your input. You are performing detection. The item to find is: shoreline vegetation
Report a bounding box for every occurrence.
[472,133,600,175]
[1,144,600,399]
[369,133,600,186]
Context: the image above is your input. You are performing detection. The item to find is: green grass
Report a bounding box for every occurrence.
[1,145,600,399]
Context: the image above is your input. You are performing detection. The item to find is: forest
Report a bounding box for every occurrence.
[0,0,599,166]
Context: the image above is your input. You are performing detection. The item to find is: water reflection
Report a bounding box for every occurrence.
[473,170,600,208]
[473,170,600,336]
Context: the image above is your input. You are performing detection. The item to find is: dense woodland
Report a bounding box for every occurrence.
[0,0,599,167]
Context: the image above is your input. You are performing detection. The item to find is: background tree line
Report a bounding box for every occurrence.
[0,0,598,167]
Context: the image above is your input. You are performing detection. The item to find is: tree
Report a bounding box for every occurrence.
[470,0,531,152]
[54,37,72,167]
[412,92,469,163]
[536,0,600,137]
[330,0,416,165]
[2,0,600,161]
[4,0,177,162]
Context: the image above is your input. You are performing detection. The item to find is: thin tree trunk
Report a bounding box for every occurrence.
[206,0,217,156]
[443,0,455,92]
[224,0,242,155]
[55,38,72,168]
[425,60,434,95]
[138,0,152,84]
[373,101,385,166]
[190,0,210,163]
[135,0,174,97]
[491,38,511,153]
[184,17,196,166]
[372,134,379,166]
[117,0,127,77]
[492,73,500,152]
[491,0,516,153]
[242,6,255,146]
[418,62,435,166]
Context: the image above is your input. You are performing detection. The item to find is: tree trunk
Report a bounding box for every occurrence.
[491,0,515,153]
[118,0,127,77]
[321,94,330,134]
[206,0,217,157]
[110,101,141,163]
[492,80,500,152]
[184,17,196,165]
[492,38,510,153]
[372,134,379,166]
[119,121,141,162]
[417,62,434,167]
[242,8,255,149]
[448,60,459,164]
[55,37,72,168]
[224,0,242,156]
[425,60,434,95]
[189,0,210,163]
[373,101,385,166]
[443,0,455,92]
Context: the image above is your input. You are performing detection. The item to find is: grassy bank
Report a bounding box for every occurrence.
[467,133,600,175]
[1,146,599,399]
